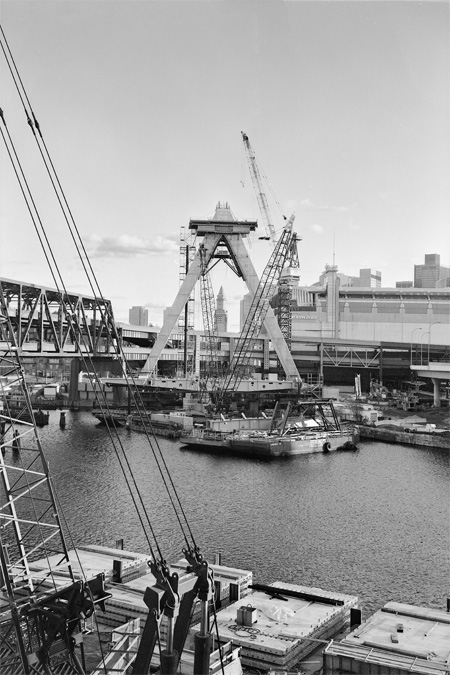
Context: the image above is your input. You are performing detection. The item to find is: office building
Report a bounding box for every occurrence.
[129,305,149,326]
[414,253,450,288]
[356,268,381,287]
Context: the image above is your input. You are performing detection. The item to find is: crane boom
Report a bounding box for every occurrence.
[241,131,279,245]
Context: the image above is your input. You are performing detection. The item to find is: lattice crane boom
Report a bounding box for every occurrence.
[241,131,279,245]
[0,317,111,673]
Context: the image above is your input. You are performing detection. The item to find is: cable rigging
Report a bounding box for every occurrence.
[0,23,197,559]
[0,25,219,675]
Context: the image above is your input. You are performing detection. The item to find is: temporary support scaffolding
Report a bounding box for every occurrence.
[199,245,220,391]
[276,233,300,374]
[143,203,301,384]
[178,225,195,333]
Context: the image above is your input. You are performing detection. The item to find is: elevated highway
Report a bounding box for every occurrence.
[119,329,448,381]
[410,362,450,406]
[3,277,448,401]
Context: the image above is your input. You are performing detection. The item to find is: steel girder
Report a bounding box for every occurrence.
[0,278,116,357]
[321,343,381,368]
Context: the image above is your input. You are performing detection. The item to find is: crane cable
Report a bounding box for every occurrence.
[247,141,286,223]
[0,115,163,561]
[0,55,192,563]
[0,26,197,555]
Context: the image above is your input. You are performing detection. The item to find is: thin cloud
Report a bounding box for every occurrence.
[84,233,179,258]
[347,220,360,230]
[299,198,355,213]
[311,223,324,234]
[144,300,169,310]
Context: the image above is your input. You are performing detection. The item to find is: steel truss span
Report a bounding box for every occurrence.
[0,278,117,357]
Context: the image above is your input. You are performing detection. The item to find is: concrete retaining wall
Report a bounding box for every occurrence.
[359,425,449,449]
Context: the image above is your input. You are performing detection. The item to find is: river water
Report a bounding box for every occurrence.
[34,410,449,619]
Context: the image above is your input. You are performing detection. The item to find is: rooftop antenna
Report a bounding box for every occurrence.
[332,226,336,266]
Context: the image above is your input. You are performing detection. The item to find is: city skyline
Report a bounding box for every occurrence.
[1,1,449,331]
[122,249,449,331]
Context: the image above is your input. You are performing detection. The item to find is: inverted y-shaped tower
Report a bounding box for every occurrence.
[143,203,300,382]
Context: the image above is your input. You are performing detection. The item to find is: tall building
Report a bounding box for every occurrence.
[414,254,450,288]
[215,286,228,332]
[357,268,381,287]
[129,305,148,326]
[240,292,252,331]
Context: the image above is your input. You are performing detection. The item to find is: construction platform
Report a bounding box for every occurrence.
[23,543,152,588]
[189,580,359,672]
[323,601,450,674]
[102,375,299,393]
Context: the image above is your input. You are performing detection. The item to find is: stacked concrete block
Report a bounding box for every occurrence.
[190,582,359,672]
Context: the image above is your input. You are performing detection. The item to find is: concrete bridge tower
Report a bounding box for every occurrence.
[142,202,299,382]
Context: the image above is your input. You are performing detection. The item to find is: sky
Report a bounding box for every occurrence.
[0,0,449,330]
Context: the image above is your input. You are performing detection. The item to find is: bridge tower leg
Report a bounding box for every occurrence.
[431,378,441,407]
[69,359,82,407]
[142,204,300,381]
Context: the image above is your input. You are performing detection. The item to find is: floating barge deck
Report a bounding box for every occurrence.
[190,581,359,672]
[21,545,360,673]
[182,399,359,457]
[323,601,450,674]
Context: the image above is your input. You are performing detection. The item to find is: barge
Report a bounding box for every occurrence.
[26,544,360,674]
[181,400,359,457]
[189,580,359,672]
[323,601,450,675]
[182,426,359,456]
[92,408,197,439]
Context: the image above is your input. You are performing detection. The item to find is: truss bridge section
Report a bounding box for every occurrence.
[0,278,118,358]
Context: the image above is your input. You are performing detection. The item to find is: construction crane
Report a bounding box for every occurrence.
[199,244,220,397]
[241,131,292,246]
[242,131,301,363]
[215,215,298,408]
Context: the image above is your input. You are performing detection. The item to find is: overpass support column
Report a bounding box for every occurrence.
[69,359,82,406]
[379,346,383,386]
[431,378,441,407]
